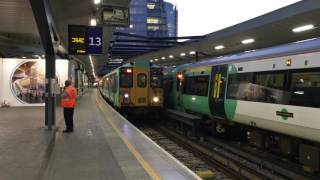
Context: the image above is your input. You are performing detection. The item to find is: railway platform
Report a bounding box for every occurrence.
[0,89,201,180]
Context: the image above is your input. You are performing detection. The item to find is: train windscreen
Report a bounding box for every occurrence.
[120,68,133,88]
[150,68,163,88]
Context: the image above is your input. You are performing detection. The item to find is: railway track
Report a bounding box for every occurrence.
[139,126,232,180]
[135,120,319,180]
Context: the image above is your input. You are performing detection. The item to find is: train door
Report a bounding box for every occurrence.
[209,65,228,118]
[135,68,149,106]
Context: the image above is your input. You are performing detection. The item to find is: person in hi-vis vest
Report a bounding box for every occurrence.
[61,80,77,133]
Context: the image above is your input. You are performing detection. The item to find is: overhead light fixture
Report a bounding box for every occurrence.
[94,0,101,5]
[90,18,97,26]
[295,38,317,44]
[150,59,153,62]
[292,24,315,33]
[155,58,158,61]
[129,24,133,28]
[180,53,186,57]
[89,55,96,78]
[215,45,225,50]
[189,51,196,55]
[22,56,27,59]
[245,49,256,53]
[169,55,174,58]
[161,56,166,60]
[242,38,255,44]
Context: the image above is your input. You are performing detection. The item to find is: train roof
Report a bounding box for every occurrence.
[185,37,320,69]
[103,60,160,78]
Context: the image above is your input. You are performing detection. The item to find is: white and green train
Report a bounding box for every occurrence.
[164,38,320,171]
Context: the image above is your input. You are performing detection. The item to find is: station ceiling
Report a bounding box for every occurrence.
[0,1,320,76]
[0,0,129,76]
[130,0,320,67]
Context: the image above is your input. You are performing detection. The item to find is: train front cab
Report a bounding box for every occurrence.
[119,65,163,114]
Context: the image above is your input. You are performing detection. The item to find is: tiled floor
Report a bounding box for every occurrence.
[0,89,200,180]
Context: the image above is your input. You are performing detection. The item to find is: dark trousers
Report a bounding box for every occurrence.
[64,108,74,131]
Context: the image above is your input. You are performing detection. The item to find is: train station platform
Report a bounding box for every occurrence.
[0,89,201,180]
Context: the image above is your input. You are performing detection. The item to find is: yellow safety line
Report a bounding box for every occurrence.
[96,98,162,180]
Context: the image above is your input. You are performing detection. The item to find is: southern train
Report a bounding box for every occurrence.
[163,38,320,171]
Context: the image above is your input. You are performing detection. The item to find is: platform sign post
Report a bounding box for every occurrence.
[68,25,103,55]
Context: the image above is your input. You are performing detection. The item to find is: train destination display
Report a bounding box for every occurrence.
[68,25,103,55]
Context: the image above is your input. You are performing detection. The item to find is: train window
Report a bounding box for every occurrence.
[120,71,133,88]
[150,75,162,88]
[227,73,253,99]
[290,72,320,107]
[183,76,209,96]
[112,74,117,93]
[227,72,289,104]
[255,73,285,90]
[137,73,147,88]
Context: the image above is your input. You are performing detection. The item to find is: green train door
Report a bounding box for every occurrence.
[209,65,228,118]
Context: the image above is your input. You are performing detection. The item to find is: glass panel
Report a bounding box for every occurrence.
[227,72,289,104]
[183,76,209,96]
[290,72,320,107]
[137,73,147,88]
[120,70,133,88]
[147,26,160,31]
[147,17,160,24]
[151,75,162,88]
[112,75,117,93]
[147,3,155,9]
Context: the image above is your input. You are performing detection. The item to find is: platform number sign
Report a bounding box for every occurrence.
[68,25,103,55]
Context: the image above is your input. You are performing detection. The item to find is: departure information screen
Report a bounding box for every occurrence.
[68,25,103,55]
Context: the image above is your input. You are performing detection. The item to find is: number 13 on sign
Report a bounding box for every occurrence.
[89,37,102,46]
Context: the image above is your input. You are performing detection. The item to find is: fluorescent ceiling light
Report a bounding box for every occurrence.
[292,24,315,33]
[169,55,174,58]
[161,57,166,60]
[189,51,196,55]
[180,53,186,56]
[245,49,256,53]
[155,58,158,61]
[215,45,224,50]
[242,38,255,44]
[294,38,317,44]
[90,18,97,26]
[94,0,101,5]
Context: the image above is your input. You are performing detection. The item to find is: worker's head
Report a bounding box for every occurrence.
[65,80,71,87]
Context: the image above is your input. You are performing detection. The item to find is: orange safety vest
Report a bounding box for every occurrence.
[61,86,77,108]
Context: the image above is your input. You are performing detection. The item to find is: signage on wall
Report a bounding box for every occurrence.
[68,25,103,55]
[99,6,129,27]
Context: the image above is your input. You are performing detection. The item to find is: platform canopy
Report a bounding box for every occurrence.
[0,0,129,76]
[129,0,320,67]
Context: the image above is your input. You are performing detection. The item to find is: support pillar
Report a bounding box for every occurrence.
[30,0,56,130]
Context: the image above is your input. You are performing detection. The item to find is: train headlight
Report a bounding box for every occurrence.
[124,93,129,98]
[153,97,159,103]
